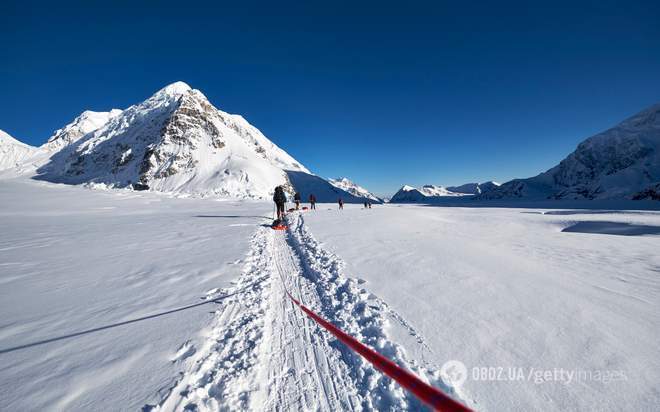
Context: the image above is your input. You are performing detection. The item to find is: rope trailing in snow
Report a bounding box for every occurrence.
[274,226,472,411]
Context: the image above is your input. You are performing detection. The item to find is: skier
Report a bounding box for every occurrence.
[338,197,344,210]
[364,201,368,209]
[368,201,372,209]
[294,192,301,210]
[309,194,316,210]
[273,186,287,223]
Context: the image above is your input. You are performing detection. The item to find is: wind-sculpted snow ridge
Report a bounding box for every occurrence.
[0,130,37,171]
[43,109,123,150]
[34,81,309,199]
[153,213,471,411]
[481,103,660,200]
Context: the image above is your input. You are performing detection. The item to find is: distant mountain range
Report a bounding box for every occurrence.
[2,83,658,202]
[389,182,499,203]
[390,103,660,203]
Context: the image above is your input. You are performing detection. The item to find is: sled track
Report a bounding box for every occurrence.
[154,213,468,411]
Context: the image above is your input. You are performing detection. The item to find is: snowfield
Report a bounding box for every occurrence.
[303,203,660,411]
[0,178,270,410]
[1,177,659,411]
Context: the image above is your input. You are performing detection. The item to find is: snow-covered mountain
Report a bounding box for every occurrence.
[30,81,373,201]
[482,103,660,200]
[389,184,469,203]
[33,82,312,199]
[328,177,382,202]
[447,181,500,195]
[0,130,37,171]
[44,109,123,150]
[286,171,381,203]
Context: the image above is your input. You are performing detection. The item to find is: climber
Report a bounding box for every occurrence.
[294,191,301,210]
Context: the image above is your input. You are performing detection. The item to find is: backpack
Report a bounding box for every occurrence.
[273,186,286,203]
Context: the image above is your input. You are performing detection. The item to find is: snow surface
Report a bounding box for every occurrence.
[0,178,271,411]
[2,176,659,411]
[303,203,660,411]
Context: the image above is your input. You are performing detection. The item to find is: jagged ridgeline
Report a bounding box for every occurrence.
[34,82,309,199]
[3,82,378,202]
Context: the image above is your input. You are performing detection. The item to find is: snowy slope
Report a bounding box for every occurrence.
[0,111,121,177]
[285,171,380,203]
[328,177,382,202]
[34,82,309,199]
[0,130,37,171]
[389,184,469,203]
[43,109,123,150]
[447,181,500,195]
[482,103,660,200]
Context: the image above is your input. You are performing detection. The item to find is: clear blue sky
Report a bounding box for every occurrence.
[1,0,659,196]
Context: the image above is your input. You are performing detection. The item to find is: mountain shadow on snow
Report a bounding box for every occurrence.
[562,221,660,236]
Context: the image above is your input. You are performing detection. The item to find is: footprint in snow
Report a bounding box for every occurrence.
[171,340,196,362]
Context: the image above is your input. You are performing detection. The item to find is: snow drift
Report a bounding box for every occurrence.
[482,103,660,200]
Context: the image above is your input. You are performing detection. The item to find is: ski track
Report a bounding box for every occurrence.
[152,212,468,411]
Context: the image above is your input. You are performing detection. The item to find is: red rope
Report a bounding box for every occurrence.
[284,289,473,412]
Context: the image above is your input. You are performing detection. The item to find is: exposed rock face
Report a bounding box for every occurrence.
[633,183,660,200]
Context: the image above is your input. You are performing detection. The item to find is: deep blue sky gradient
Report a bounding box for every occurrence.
[1,0,659,196]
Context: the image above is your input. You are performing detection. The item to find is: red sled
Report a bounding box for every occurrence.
[302,207,309,210]
[271,219,288,230]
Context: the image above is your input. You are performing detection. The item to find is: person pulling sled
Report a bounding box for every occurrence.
[272,186,287,230]
[309,194,316,210]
